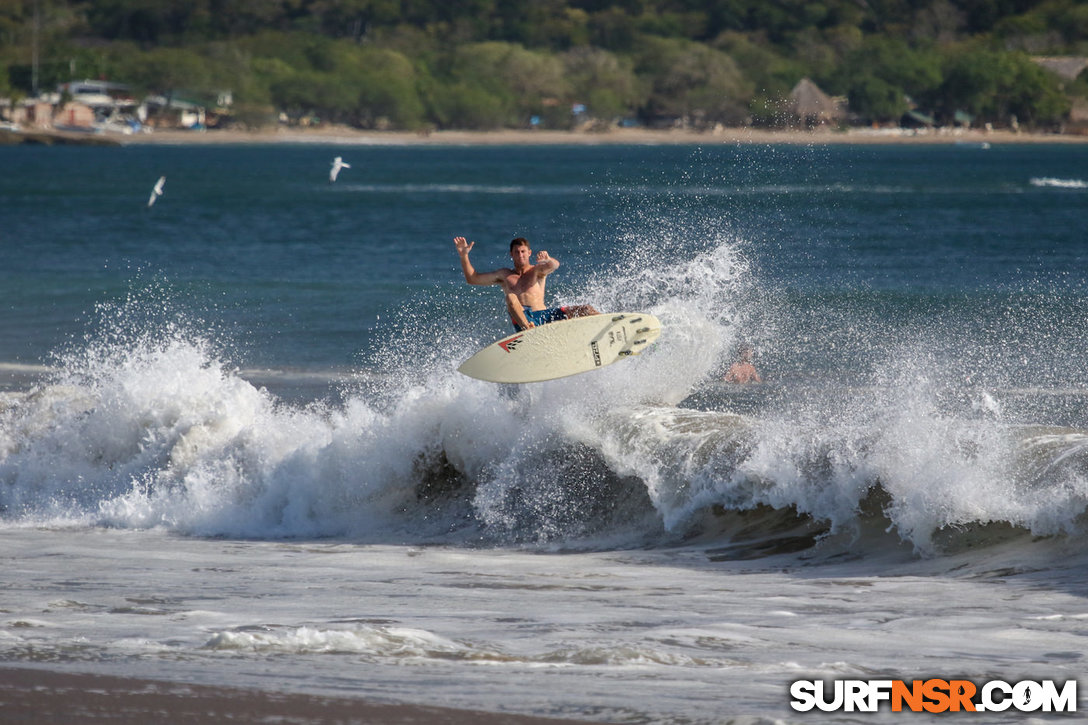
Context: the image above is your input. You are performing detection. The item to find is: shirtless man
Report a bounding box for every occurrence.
[724,345,761,384]
[455,236,598,331]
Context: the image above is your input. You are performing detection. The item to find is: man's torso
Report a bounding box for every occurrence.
[501,266,547,309]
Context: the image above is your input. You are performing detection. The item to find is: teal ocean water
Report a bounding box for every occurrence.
[1,140,1087,722]
[4,143,1086,376]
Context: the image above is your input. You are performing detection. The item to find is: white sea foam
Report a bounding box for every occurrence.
[0,328,431,538]
[1029,176,1088,189]
[204,625,481,659]
[2,526,1086,723]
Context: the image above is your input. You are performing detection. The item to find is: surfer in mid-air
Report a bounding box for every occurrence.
[454,236,598,331]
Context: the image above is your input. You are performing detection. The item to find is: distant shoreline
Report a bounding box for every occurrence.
[126,125,1088,146]
[5,124,1087,148]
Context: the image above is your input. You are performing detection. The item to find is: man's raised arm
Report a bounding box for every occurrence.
[535,250,559,276]
[454,236,502,285]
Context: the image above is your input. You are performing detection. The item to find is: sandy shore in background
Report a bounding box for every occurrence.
[0,667,600,725]
[122,125,1088,146]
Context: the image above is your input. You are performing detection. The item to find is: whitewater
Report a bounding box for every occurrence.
[1,142,1087,722]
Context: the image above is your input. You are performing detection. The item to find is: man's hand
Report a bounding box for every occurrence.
[454,236,474,256]
[535,249,559,274]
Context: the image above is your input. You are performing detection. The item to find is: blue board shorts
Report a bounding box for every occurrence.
[514,306,567,331]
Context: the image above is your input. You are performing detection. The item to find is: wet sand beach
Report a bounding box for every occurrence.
[0,667,600,725]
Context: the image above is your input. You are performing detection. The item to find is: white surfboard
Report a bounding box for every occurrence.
[458,313,662,383]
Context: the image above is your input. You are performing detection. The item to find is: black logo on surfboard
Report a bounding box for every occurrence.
[499,335,523,353]
[591,341,601,366]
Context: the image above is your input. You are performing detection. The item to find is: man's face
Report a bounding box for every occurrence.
[510,244,532,267]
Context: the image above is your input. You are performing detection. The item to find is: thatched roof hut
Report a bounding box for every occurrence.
[788,78,844,127]
[1030,56,1088,81]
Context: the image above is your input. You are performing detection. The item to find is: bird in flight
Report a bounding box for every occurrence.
[329,156,351,183]
[147,176,166,207]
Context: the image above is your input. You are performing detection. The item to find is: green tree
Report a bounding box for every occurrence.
[268,68,333,118]
[560,46,643,119]
[0,0,27,48]
[587,6,639,51]
[827,35,942,121]
[0,59,12,100]
[935,46,1070,126]
[500,3,591,49]
[848,75,908,120]
[427,81,506,129]
[447,41,569,126]
[122,46,213,97]
[85,0,205,44]
[714,30,806,97]
[339,46,424,128]
[636,37,753,125]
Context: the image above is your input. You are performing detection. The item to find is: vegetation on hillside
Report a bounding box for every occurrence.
[1,0,1086,130]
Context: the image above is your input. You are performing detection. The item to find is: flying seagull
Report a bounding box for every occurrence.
[147,176,166,207]
[329,156,350,183]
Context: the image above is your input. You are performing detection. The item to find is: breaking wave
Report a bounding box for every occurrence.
[1029,177,1088,189]
[1,226,1087,560]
